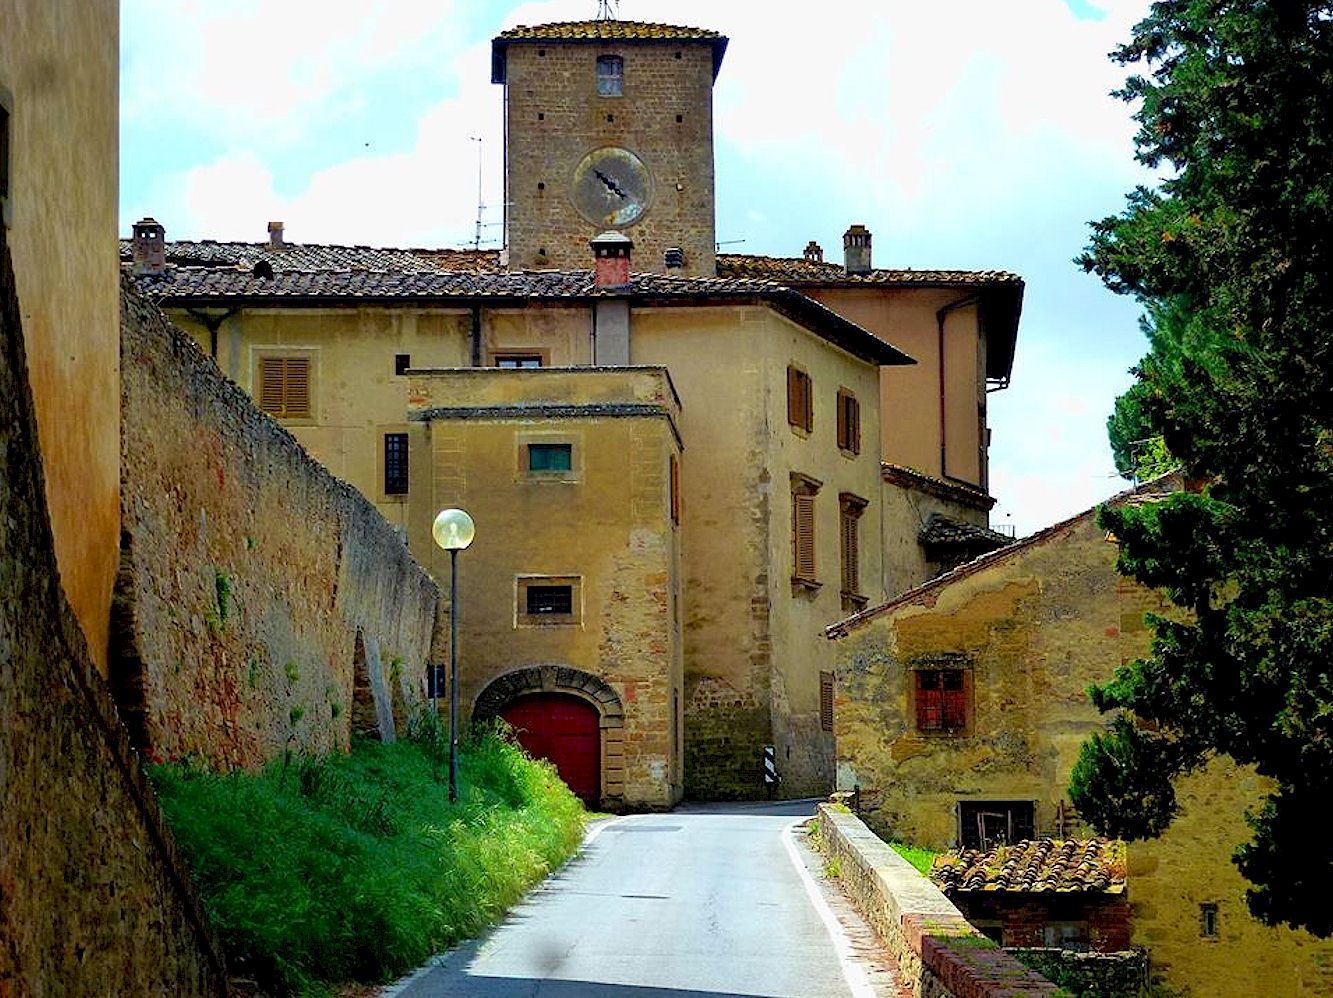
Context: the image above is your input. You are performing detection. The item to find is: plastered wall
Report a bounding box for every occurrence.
[0,0,120,673]
[120,286,442,770]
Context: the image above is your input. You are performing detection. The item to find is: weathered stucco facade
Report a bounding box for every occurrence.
[829,484,1333,996]
[119,287,442,771]
[0,0,121,672]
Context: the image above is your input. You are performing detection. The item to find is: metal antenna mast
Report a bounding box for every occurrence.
[597,0,619,20]
[470,136,484,251]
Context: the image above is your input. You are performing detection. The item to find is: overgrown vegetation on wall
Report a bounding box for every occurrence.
[149,723,585,996]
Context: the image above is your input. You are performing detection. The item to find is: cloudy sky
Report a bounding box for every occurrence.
[120,0,1159,536]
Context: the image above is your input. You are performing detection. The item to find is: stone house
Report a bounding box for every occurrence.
[122,18,1023,806]
[826,477,1333,996]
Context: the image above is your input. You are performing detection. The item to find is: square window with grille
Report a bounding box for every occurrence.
[517,576,581,626]
[836,389,861,454]
[596,55,623,97]
[257,355,312,419]
[787,365,813,433]
[495,354,543,368]
[528,443,573,473]
[915,668,970,732]
[383,432,408,496]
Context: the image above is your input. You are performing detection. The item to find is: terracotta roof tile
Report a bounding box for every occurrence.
[497,20,722,41]
[718,253,1023,287]
[931,839,1126,894]
[918,512,1014,552]
[117,239,471,274]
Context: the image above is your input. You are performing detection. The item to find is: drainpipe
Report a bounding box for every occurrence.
[470,306,483,367]
[936,294,979,486]
[186,307,239,361]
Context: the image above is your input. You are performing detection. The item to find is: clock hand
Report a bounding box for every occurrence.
[593,168,627,199]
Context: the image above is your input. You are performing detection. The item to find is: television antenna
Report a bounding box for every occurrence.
[597,0,619,20]
[470,136,485,251]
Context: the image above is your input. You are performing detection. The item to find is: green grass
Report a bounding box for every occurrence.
[889,841,939,876]
[148,718,585,997]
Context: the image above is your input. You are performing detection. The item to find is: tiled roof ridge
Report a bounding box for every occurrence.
[497,20,723,40]
[918,511,1014,549]
[718,252,1023,285]
[824,472,1184,639]
[118,237,498,257]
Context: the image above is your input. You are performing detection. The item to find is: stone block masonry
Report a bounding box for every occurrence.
[814,805,1060,998]
[0,228,228,996]
[118,280,443,769]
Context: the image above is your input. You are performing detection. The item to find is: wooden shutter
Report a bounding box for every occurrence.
[788,366,803,427]
[848,393,860,453]
[916,670,941,731]
[793,492,816,580]
[669,454,681,524]
[840,505,859,595]
[258,356,310,418]
[942,670,967,729]
[820,671,835,732]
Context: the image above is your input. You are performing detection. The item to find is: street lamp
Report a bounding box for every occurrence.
[432,508,475,803]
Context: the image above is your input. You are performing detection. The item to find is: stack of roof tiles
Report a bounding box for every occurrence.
[918,512,1014,551]
[930,838,1126,895]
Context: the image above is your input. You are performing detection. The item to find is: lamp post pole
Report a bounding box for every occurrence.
[431,508,475,806]
[449,545,460,803]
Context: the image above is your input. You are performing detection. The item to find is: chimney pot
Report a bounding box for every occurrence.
[131,217,167,276]
[590,230,633,288]
[267,220,285,250]
[843,224,872,274]
[803,240,823,264]
[664,247,685,274]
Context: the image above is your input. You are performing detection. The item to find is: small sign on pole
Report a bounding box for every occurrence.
[427,664,447,700]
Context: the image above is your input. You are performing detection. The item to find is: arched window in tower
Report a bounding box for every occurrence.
[596,55,623,97]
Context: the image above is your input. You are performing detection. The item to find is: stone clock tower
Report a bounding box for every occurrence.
[491,21,728,276]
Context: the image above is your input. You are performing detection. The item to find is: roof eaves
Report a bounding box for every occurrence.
[825,473,1182,640]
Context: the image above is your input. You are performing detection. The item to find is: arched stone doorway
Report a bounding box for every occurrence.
[473,665,625,808]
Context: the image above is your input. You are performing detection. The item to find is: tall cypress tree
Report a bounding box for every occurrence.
[1071,0,1333,935]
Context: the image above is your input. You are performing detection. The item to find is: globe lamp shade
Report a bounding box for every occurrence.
[432,508,476,551]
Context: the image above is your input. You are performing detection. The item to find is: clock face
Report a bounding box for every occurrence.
[571,147,653,228]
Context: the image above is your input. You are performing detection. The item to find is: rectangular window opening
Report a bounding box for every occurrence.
[959,801,1035,850]
[837,389,861,454]
[596,55,624,97]
[517,576,582,626]
[528,443,573,472]
[394,353,411,375]
[839,494,867,609]
[670,454,682,525]
[495,354,543,368]
[526,585,573,616]
[791,473,821,587]
[820,671,835,732]
[787,366,813,433]
[257,356,312,419]
[384,433,408,496]
[916,668,969,733]
[1200,903,1219,938]
[0,89,11,227]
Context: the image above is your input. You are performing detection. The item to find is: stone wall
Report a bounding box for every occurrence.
[0,230,227,996]
[118,282,443,769]
[814,806,1059,997]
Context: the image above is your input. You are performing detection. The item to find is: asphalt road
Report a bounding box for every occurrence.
[389,799,881,998]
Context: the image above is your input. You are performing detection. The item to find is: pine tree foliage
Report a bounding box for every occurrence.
[1071,0,1333,936]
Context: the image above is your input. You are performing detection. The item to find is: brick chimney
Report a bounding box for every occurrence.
[591,231,633,288]
[131,217,166,276]
[803,240,823,263]
[843,224,872,274]
[267,220,285,250]
[664,246,685,276]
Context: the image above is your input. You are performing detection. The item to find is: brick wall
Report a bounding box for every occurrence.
[0,229,228,996]
[504,39,717,275]
[117,282,443,770]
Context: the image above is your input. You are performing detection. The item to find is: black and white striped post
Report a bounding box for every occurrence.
[762,744,777,799]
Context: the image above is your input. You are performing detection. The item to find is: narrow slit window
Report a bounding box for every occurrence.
[0,89,11,227]
[384,433,408,496]
[596,55,624,97]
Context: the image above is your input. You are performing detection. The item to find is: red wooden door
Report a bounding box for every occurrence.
[500,693,601,806]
